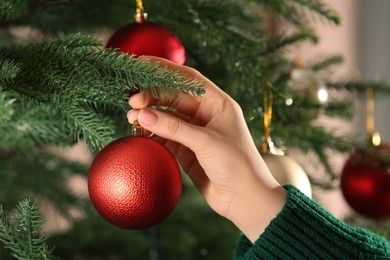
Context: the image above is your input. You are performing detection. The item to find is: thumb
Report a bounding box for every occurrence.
[137,108,206,151]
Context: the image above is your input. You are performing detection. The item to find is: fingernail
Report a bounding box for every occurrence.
[138,108,158,126]
[127,110,139,124]
[128,94,139,107]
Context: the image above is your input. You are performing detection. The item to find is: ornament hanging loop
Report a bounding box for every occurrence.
[260,82,284,155]
[131,120,154,137]
[134,0,148,23]
[366,86,381,146]
[260,82,273,154]
[131,120,144,136]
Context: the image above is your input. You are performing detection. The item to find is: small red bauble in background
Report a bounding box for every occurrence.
[340,144,390,219]
[106,5,185,97]
[106,15,186,97]
[106,22,186,65]
[88,122,182,229]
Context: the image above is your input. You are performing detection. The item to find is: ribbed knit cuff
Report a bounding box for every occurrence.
[233,185,390,259]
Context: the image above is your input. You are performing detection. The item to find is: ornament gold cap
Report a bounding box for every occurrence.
[260,136,285,156]
[368,131,381,147]
[365,86,380,146]
[293,55,304,68]
[131,120,154,137]
[134,0,148,23]
[131,120,144,136]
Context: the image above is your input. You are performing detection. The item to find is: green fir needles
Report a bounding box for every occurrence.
[0,33,204,151]
[0,199,57,260]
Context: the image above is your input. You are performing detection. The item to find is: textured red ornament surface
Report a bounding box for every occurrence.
[106,22,186,65]
[340,146,390,219]
[88,136,182,229]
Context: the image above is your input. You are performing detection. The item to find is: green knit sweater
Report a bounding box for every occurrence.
[233,185,390,259]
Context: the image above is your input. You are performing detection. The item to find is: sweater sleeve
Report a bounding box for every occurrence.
[233,185,390,259]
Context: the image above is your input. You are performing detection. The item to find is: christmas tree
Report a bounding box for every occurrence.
[1,0,389,259]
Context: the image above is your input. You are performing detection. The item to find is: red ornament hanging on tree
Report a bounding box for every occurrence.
[105,0,186,65]
[88,121,182,229]
[340,87,390,219]
[340,143,390,219]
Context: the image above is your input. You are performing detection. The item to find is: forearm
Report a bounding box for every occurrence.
[228,179,287,243]
[234,185,390,259]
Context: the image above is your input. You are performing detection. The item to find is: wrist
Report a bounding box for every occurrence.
[228,179,287,243]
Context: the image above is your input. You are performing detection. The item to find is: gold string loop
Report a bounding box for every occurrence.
[134,0,148,23]
[263,82,273,141]
[366,86,381,146]
[260,82,275,154]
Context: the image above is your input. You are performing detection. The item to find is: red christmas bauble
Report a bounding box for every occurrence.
[340,145,390,219]
[88,136,182,229]
[106,22,186,65]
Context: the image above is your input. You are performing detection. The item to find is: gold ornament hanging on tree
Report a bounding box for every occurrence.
[260,82,312,198]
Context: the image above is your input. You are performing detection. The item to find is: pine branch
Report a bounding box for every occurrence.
[323,99,354,120]
[257,0,302,26]
[0,33,204,150]
[4,33,204,99]
[312,145,336,181]
[0,151,88,219]
[278,124,352,180]
[0,0,67,29]
[0,199,57,260]
[61,107,115,150]
[154,1,267,100]
[307,54,344,71]
[0,205,22,258]
[2,0,131,33]
[260,29,318,56]
[258,0,340,27]
[0,98,71,151]
[48,32,102,48]
[290,0,341,25]
[0,0,17,22]
[0,97,114,152]
[0,92,16,123]
[328,78,390,96]
[0,59,20,87]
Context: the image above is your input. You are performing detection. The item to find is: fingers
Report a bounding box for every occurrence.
[127,106,192,125]
[148,56,226,98]
[129,56,234,127]
[128,90,151,109]
[133,56,227,103]
[142,56,201,81]
[128,107,211,195]
[136,108,208,153]
[129,89,201,119]
[127,109,139,124]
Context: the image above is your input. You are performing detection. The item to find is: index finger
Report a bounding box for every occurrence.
[141,56,225,98]
[130,56,226,117]
[129,88,201,120]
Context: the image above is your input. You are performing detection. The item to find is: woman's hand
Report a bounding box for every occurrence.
[127,56,286,242]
